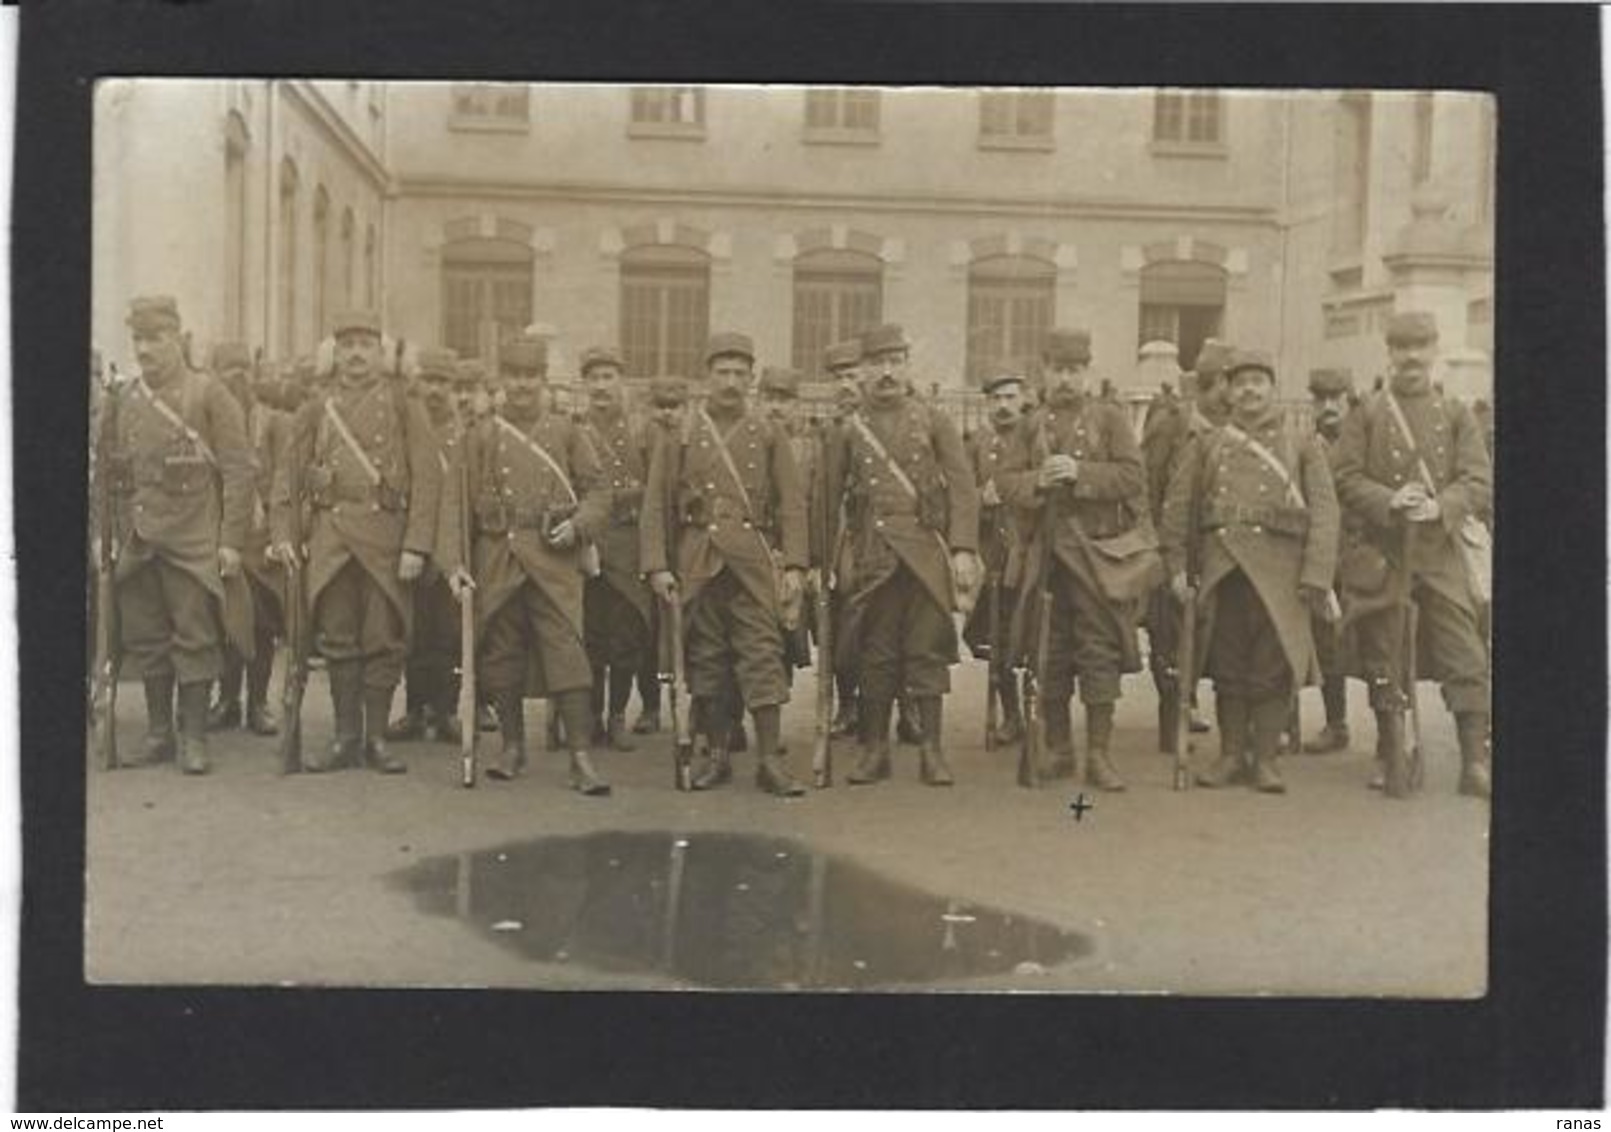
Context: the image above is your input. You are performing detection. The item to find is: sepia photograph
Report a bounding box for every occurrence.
[82,79,1500,998]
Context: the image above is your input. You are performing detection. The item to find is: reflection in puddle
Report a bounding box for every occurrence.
[398,831,1092,989]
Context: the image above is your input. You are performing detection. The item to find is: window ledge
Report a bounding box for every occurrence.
[448,116,530,134]
[802,127,881,147]
[628,121,706,141]
[977,135,1055,153]
[1149,140,1228,159]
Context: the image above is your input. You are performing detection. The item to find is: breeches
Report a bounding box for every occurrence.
[118,557,221,685]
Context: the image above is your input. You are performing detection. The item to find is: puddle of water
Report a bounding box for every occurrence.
[397,831,1092,990]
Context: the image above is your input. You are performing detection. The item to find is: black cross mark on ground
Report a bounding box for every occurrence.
[1068,793,1095,822]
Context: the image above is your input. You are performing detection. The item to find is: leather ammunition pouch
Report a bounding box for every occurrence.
[1084,524,1164,604]
[160,454,213,497]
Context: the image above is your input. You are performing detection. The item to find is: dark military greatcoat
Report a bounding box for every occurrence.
[582,408,654,633]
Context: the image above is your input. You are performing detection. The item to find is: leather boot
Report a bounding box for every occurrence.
[1197,693,1249,788]
[1084,703,1125,792]
[1157,684,1181,756]
[631,706,662,735]
[1367,710,1393,791]
[895,693,924,745]
[916,696,954,786]
[1044,695,1076,779]
[363,686,407,774]
[606,714,636,752]
[385,704,426,742]
[207,655,243,731]
[555,690,610,795]
[311,661,364,772]
[1251,696,1288,794]
[484,693,527,781]
[990,677,1024,748]
[142,673,177,763]
[848,694,893,784]
[177,681,212,775]
[691,745,732,790]
[1456,713,1492,799]
[753,705,804,797]
[689,695,734,789]
[545,705,566,751]
[245,652,279,736]
[830,674,860,738]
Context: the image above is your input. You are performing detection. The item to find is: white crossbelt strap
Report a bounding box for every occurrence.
[322,397,383,486]
[495,416,578,504]
[134,376,217,466]
[1222,423,1306,509]
[697,409,759,519]
[850,412,920,502]
[1384,393,1443,496]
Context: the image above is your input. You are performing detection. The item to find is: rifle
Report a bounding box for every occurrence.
[90,367,121,770]
[811,421,835,789]
[1385,519,1424,797]
[1018,495,1055,789]
[456,449,478,788]
[984,569,1001,752]
[667,592,693,790]
[276,422,309,775]
[1173,434,1208,791]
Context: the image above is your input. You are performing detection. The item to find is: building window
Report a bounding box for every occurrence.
[312,187,330,339]
[223,112,249,339]
[978,90,1054,150]
[1412,92,1435,185]
[792,249,883,377]
[364,223,377,309]
[804,88,880,144]
[277,158,299,358]
[619,245,711,378]
[1331,93,1372,257]
[629,86,706,139]
[449,83,531,131]
[1153,89,1224,150]
[1138,260,1227,369]
[340,208,356,307]
[965,255,1055,386]
[441,237,534,367]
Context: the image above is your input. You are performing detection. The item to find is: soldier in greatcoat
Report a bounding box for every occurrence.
[577,345,657,752]
[100,296,253,773]
[827,323,981,787]
[994,328,1150,790]
[641,332,811,797]
[1140,338,1233,752]
[385,347,467,744]
[1332,312,1492,797]
[1298,366,1360,755]
[961,365,1032,748]
[822,338,867,740]
[1160,349,1340,793]
[440,336,614,795]
[269,310,442,774]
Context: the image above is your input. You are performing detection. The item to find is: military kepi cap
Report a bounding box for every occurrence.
[1307,366,1355,396]
[861,323,911,357]
[758,366,802,398]
[209,341,252,371]
[823,339,863,372]
[456,359,488,383]
[1385,310,1439,346]
[982,358,1032,395]
[500,338,548,375]
[1042,327,1092,365]
[578,345,625,374]
[705,331,756,366]
[649,376,690,407]
[1193,339,1233,380]
[416,348,459,379]
[126,295,182,333]
[331,309,382,338]
[1224,347,1276,380]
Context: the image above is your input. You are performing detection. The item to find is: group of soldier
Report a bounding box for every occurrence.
[90,293,1493,803]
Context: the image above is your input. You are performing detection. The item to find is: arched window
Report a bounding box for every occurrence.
[965,255,1055,385]
[1138,260,1227,370]
[619,244,711,378]
[364,223,377,308]
[340,208,356,307]
[792,248,883,377]
[312,186,330,337]
[223,112,250,339]
[441,236,535,367]
[277,158,299,357]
